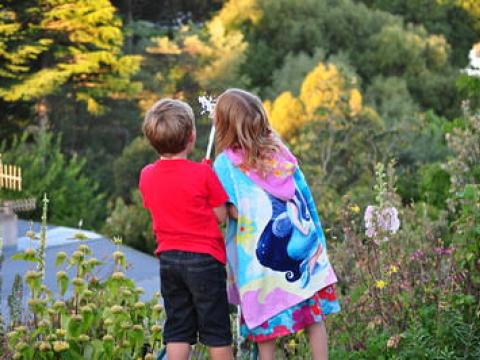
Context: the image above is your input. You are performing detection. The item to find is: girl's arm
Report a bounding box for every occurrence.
[227,203,238,220]
[213,204,228,224]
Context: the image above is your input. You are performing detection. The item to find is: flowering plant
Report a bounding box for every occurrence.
[463,43,480,78]
[5,197,165,360]
[328,160,463,355]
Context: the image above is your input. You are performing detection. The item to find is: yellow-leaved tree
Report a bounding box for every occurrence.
[266,62,385,221]
[266,62,364,138]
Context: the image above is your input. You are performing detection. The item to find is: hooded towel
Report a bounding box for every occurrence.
[214,149,339,329]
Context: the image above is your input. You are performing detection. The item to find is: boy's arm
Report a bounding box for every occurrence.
[205,165,229,224]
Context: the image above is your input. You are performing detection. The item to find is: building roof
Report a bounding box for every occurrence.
[1,220,160,321]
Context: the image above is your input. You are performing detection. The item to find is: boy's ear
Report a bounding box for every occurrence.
[189,130,196,143]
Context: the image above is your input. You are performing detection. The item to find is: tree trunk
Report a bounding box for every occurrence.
[126,0,133,53]
[36,98,49,131]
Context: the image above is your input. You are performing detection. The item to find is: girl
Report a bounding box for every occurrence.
[213,89,340,360]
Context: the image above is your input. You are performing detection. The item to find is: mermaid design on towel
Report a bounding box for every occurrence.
[256,190,323,287]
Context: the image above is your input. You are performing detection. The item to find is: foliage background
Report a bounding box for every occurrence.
[0,0,479,358]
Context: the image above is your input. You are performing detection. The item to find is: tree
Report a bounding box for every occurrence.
[266,61,365,138]
[0,0,141,120]
[209,0,460,118]
[358,0,479,66]
[264,48,325,99]
[113,136,156,200]
[365,76,419,127]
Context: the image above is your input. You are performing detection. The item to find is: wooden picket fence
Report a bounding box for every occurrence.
[0,153,22,191]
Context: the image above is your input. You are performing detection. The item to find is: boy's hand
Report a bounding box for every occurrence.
[201,158,212,166]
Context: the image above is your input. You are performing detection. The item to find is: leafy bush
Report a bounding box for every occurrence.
[418,163,451,208]
[4,198,163,359]
[113,137,156,201]
[0,130,106,229]
[103,191,156,254]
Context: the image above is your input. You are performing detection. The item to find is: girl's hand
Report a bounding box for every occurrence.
[213,204,227,224]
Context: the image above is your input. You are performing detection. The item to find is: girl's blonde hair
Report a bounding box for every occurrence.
[214,88,281,174]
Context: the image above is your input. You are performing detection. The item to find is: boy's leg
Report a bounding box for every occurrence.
[306,321,328,360]
[257,340,276,360]
[159,252,198,358]
[184,254,233,359]
[166,343,190,360]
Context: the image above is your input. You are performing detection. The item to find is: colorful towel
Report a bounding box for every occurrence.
[214,150,339,329]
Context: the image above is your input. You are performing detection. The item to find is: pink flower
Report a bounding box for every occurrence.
[364,205,400,239]
[433,247,454,256]
[378,207,400,234]
[366,227,376,238]
[364,205,377,238]
[411,250,425,261]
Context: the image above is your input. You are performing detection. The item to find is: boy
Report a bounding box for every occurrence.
[139,99,233,360]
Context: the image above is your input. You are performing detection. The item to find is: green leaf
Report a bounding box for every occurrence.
[57,276,69,297]
[67,315,84,338]
[462,185,477,201]
[55,251,68,266]
[350,284,367,304]
[11,252,40,263]
[103,339,113,358]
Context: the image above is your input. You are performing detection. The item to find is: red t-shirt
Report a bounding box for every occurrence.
[139,159,228,264]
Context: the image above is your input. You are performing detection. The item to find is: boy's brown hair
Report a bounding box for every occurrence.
[143,99,195,155]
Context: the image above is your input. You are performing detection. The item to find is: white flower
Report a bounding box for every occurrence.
[198,95,216,115]
[463,43,480,78]
[469,44,480,69]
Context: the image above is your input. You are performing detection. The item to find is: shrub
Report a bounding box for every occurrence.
[4,197,164,359]
[0,130,106,229]
[103,191,156,254]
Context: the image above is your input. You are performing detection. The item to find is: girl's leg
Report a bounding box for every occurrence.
[257,340,276,360]
[306,321,328,360]
[166,342,190,360]
[208,345,234,360]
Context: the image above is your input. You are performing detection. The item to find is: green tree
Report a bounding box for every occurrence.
[113,136,156,200]
[365,76,419,127]
[359,0,479,66]
[264,48,326,99]
[0,0,141,119]
[0,130,106,229]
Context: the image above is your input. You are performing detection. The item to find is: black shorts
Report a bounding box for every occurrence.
[159,251,232,347]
